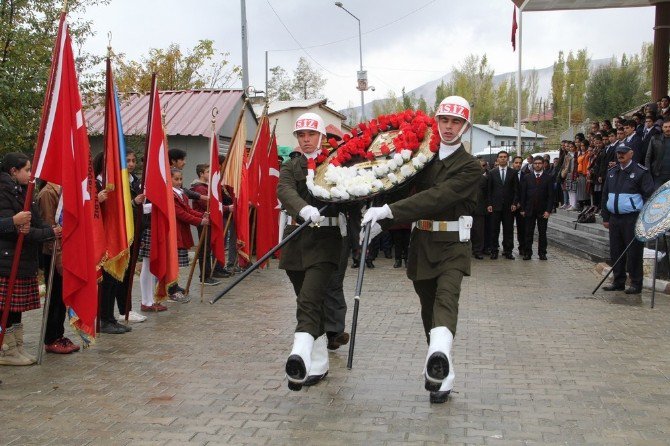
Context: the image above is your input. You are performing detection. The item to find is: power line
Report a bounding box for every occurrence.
[269,0,438,52]
[265,0,347,78]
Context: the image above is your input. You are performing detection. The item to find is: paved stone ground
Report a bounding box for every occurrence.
[1,246,670,445]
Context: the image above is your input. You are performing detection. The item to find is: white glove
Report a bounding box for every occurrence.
[361,204,393,227]
[360,222,382,246]
[299,205,324,224]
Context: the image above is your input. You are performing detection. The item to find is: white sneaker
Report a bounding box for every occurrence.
[117,311,147,323]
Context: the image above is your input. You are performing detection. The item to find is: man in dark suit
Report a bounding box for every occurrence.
[471,159,488,259]
[487,150,518,260]
[623,119,645,164]
[641,114,661,157]
[511,155,526,256]
[645,118,670,190]
[520,156,554,260]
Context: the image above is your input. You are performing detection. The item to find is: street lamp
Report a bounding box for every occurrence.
[335,2,368,121]
[567,83,575,138]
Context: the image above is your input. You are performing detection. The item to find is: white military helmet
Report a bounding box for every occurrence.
[435,95,472,144]
[293,112,327,137]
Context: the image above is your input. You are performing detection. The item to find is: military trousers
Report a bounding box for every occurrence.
[286,262,338,339]
[323,237,350,334]
[608,212,643,288]
[413,268,464,343]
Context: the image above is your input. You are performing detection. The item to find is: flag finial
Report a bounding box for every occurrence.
[211,107,219,130]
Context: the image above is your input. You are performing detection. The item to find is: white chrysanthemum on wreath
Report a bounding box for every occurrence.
[400,149,412,161]
[400,164,415,178]
[393,154,404,168]
[387,172,399,184]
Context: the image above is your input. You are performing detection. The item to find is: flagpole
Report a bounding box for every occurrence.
[37,239,60,364]
[257,118,278,268]
[516,5,523,155]
[0,13,66,347]
[201,108,218,302]
[220,99,249,175]
[123,73,157,313]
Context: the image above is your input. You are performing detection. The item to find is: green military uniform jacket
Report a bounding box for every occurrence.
[277,155,343,271]
[383,145,481,281]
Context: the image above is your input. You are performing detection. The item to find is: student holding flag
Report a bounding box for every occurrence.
[0,153,61,365]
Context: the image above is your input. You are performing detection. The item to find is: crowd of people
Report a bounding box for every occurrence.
[468,96,670,265]
[1,94,668,407]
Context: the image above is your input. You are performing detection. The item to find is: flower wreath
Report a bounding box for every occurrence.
[306,109,440,201]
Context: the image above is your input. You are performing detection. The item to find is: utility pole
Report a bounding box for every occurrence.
[240,0,249,91]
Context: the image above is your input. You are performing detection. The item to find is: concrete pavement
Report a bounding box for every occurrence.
[1,247,669,445]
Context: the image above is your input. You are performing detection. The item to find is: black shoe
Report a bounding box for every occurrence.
[351,260,360,269]
[393,259,403,268]
[603,284,625,291]
[624,286,642,295]
[285,355,307,391]
[100,321,126,334]
[212,269,232,279]
[302,371,328,387]
[176,285,186,293]
[429,390,451,404]
[327,332,350,350]
[116,321,132,332]
[203,277,221,286]
[523,254,532,260]
[539,254,547,261]
[473,254,484,260]
[504,253,515,260]
[490,252,499,260]
[365,260,375,269]
[425,352,449,391]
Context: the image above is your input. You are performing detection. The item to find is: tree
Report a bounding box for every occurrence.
[0,0,109,153]
[266,66,292,101]
[290,57,326,100]
[113,40,241,93]
[417,95,429,114]
[551,51,566,124]
[401,87,415,110]
[371,90,403,117]
[434,79,452,110]
[443,54,495,123]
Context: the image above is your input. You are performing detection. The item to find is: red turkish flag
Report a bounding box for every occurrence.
[511,7,518,51]
[144,78,178,301]
[32,14,98,338]
[247,115,271,207]
[255,128,280,264]
[208,130,226,265]
[235,152,251,267]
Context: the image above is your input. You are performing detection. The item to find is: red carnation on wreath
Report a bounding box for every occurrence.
[304,109,440,175]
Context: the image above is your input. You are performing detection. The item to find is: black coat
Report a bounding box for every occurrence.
[519,171,554,216]
[624,134,645,164]
[645,134,670,178]
[487,167,518,211]
[0,173,55,277]
[474,173,488,216]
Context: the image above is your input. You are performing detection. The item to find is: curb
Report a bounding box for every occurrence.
[595,262,670,295]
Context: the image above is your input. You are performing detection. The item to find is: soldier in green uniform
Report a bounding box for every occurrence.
[278,113,346,391]
[362,96,481,403]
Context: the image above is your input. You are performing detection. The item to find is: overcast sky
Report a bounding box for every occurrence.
[81,0,656,110]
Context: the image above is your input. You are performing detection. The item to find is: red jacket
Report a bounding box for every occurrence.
[173,189,203,249]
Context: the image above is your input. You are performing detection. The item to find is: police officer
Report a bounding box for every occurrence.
[601,144,655,294]
[278,113,345,391]
[361,96,481,403]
